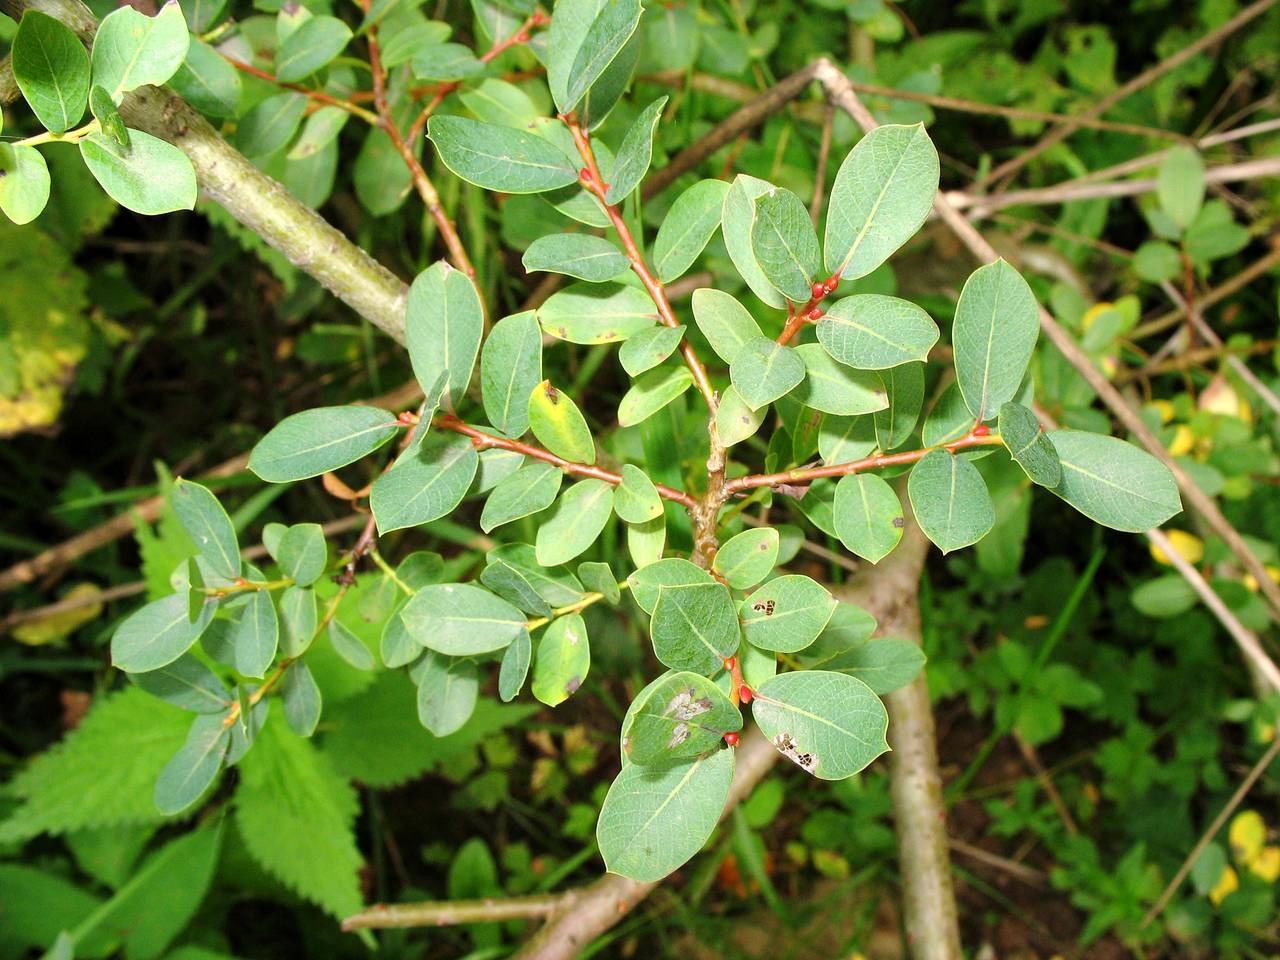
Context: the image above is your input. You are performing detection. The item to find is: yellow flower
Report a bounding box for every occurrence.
[1210,865,1239,905]
[1167,424,1195,457]
[1150,530,1204,566]
[1151,400,1176,424]
[1230,810,1266,867]
[1248,846,1280,883]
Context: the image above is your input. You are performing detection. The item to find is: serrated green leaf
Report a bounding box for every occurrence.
[481,310,542,438]
[752,670,889,778]
[597,747,734,881]
[817,294,939,370]
[833,473,903,563]
[624,671,740,764]
[172,38,241,117]
[1047,430,1181,531]
[522,233,631,281]
[282,662,322,737]
[428,116,578,192]
[112,592,214,673]
[536,478,614,566]
[92,1,189,100]
[153,712,228,814]
[952,259,1039,422]
[998,402,1061,486]
[824,123,938,280]
[0,144,51,225]
[249,405,400,482]
[614,463,663,522]
[528,379,596,463]
[13,10,89,132]
[605,96,666,203]
[481,461,562,532]
[692,288,764,363]
[618,365,694,426]
[131,655,230,714]
[908,449,994,553]
[172,479,239,579]
[654,178,730,282]
[712,527,778,590]
[402,583,526,655]
[873,362,924,451]
[531,613,590,706]
[627,557,709,612]
[793,344,887,416]
[236,715,363,920]
[730,337,804,411]
[370,432,479,534]
[651,581,739,674]
[80,129,197,215]
[275,14,352,81]
[499,630,531,702]
[750,185,820,302]
[723,174,788,308]
[407,261,483,411]
[537,281,659,343]
[739,575,835,653]
[416,651,479,736]
[546,0,643,113]
[619,324,685,376]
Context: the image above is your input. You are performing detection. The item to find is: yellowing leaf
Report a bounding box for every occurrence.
[1209,865,1238,905]
[1166,424,1195,457]
[1149,530,1204,566]
[1248,846,1280,883]
[1229,810,1266,866]
[1200,375,1251,424]
[13,584,103,645]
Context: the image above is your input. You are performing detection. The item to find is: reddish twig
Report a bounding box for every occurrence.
[222,55,380,124]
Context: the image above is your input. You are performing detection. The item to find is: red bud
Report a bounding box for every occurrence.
[973,424,991,437]
[738,685,754,704]
[723,731,740,747]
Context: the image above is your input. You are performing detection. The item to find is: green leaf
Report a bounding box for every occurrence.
[739,575,835,653]
[528,379,596,463]
[91,1,190,100]
[80,128,197,215]
[172,479,239,579]
[537,281,658,343]
[179,0,226,34]
[481,310,542,438]
[605,96,666,204]
[482,542,585,616]
[1047,430,1182,531]
[578,560,621,603]
[411,42,482,81]
[1132,574,1198,618]
[723,174,788,308]
[833,473,903,563]
[531,613,591,706]
[282,662,323,737]
[277,522,327,586]
[249,406,400,482]
[172,38,241,117]
[481,461,562,532]
[692,288,764,363]
[407,261,483,411]
[546,0,643,113]
[576,29,640,129]
[819,413,877,464]
[998,402,1061,486]
[750,185,821,302]
[654,178,730,283]
[288,105,348,160]
[873,362,924,451]
[651,581,740,674]
[1133,240,1181,283]
[819,637,925,694]
[401,583,526,655]
[278,585,316,657]
[618,365,694,426]
[236,715,364,920]
[730,337,804,411]
[908,449,994,553]
[793,344,887,416]
[427,116,578,193]
[597,748,734,882]
[112,592,214,673]
[370,432,479,534]
[237,91,307,157]
[0,144,52,225]
[817,294,939,370]
[712,527,779,590]
[717,385,766,447]
[328,618,376,671]
[153,713,228,814]
[824,123,938,280]
[275,14,352,82]
[522,233,630,281]
[952,259,1039,422]
[89,84,128,146]
[1157,145,1205,231]
[614,463,663,522]
[619,324,684,376]
[752,670,888,779]
[416,651,479,736]
[624,671,741,764]
[498,630,531,701]
[536,478,615,566]
[13,10,89,132]
[921,381,982,449]
[628,556,710,612]
[131,654,230,713]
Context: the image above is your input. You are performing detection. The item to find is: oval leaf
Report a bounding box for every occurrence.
[952,259,1039,422]
[751,670,889,779]
[739,575,835,653]
[908,449,995,553]
[249,405,400,482]
[1048,430,1182,532]
[817,294,939,370]
[402,583,526,655]
[833,473,903,563]
[528,380,596,463]
[427,116,578,193]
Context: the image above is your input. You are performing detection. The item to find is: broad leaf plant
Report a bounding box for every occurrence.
[3,0,1183,885]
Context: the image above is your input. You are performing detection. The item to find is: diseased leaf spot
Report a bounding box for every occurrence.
[892,516,905,528]
[752,599,777,616]
[773,732,818,774]
[544,383,560,404]
[566,676,582,694]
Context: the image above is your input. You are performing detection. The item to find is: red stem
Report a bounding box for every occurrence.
[435,415,698,510]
